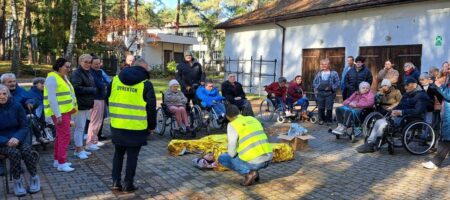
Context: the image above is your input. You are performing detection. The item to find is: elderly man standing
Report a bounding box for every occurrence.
[108,58,156,192]
[313,58,340,125]
[221,73,254,116]
[70,54,96,160]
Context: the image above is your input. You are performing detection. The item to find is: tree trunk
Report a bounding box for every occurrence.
[124,0,129,36]
[134,0,138,22]
[0,0,6,60]
[10,0,21,75]
[100,0,105,25]
[65,0,79,60]
[23,0,33,64]
[175,0,180,34]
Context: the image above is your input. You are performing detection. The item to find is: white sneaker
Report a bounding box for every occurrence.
[422,161,438,170]
[81,150,92,156]
[96,141,105,147]
[86,144,100,151]
[53,160,72,168]
[74,151,89,160]
[332,124,344,135]
[57,163,75,172]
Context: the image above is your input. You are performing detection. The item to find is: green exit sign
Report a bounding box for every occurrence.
[436,35,443,47]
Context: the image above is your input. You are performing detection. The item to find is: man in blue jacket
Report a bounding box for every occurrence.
[1,73,34,111]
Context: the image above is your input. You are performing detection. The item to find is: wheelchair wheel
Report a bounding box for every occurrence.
[190,105,203,132]
[155,108,166,136]
[209,110,222,130]
[309,115,318,124]
[402,121,436,155]
[362,112,383,138]
[258,98,275,122]
[276,116,286,123]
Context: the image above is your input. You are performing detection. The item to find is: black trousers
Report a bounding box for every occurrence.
[432,141,450,166]
[112,145,142,185]
[0,142,38,179]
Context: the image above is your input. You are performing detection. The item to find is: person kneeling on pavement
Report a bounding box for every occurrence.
[332,82,374,135]
[219,105,272,186]
[357,77,430,153]
[196,80,226,121]
[0,84,40,197]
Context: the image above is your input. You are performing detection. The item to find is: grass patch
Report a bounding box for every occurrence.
[0,60,52,78]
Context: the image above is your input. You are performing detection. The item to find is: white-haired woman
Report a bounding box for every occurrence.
[403,62,420,82]
[0,84,41,197]
[164,79,191,132]
[332,82,375,135]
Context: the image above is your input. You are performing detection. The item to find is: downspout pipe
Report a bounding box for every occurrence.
[275,22,286,77]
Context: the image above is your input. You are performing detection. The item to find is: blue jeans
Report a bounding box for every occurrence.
[272,97,286,112]
[218,153,270,175]
[287,97,309,111]
[212,102,226,116]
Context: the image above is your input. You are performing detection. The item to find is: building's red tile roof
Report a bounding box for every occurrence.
[215,0,428,29]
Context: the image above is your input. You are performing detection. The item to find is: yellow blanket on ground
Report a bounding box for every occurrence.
[168,134,295,171]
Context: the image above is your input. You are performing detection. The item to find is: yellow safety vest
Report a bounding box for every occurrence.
[231,115,272,162]
[109,76,148,130]
[43,72,77,117]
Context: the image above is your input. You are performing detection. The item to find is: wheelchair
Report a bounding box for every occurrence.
[190,97,226,133]
[331,107,374,143]
[364,112,436,155]
[258,95,318,123]
[155,91,195,138]
[27,110,55,150]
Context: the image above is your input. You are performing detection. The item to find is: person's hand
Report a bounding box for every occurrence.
[149,129,155,135]
[186,86,191,91]
[271,93,275,97]
[349,102,356,108]
[56,116,63,124]
[385,106,393,111]
[200,82,205,86]
[26,103,34,111]
[7,138,19,147]
[234,97,241,100]
[391,110,402,117]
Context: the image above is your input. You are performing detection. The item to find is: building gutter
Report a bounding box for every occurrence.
[275,22,285,77]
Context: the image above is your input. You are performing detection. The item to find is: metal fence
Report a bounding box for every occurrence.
[224,56,277,95]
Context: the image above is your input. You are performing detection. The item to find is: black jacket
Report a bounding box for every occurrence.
[221,80,246,104]
[70,66,96,110]
[107,66,156,147]
[394,87,430,116]
[344,65,373,96]
[425,84,444,111]
[176,60,205,93]
[90,69,108,100]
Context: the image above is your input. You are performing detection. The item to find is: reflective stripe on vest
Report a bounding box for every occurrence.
[43,72,77,117]
[108,76,147,130]
[231,115,272,162]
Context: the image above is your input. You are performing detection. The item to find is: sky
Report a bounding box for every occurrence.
[146,0,178,9]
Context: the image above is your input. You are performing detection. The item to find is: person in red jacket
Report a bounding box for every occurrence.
[287,75,310,119]
[265,77,288,116]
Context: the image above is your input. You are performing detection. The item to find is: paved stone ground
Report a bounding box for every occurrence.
[2,120,450,200]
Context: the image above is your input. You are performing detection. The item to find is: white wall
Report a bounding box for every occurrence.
[141,42,190,67]
[224,0,450,88]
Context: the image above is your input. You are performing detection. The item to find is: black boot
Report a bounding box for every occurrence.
[111,180,122,191]
[123,182,138,193]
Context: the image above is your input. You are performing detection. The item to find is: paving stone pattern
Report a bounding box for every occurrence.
[2,121,450,200]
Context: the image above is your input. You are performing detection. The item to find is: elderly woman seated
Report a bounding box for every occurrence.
[196,80,226,120]
[332,82,375,135]
[164,79,191,132]
[0,84,40,197]
[375,79,402,115]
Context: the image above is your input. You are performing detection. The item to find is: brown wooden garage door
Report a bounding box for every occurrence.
[359,45,422,90]
[302,48,345,100]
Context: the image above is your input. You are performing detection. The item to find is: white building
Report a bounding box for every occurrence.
[216,0,450,94]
